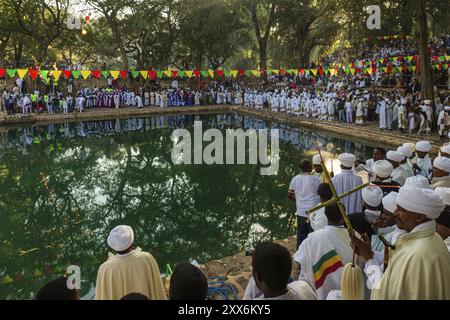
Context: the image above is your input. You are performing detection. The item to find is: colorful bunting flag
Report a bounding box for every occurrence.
[101,70,109,78]
[157,70,164,78]
[200,70,209,77]
[149,70,157,80]
[208,69,214,78]
[0,68,5,78]
[217,70,224,77]
[185,70,193,78]
[164,69,171,78]
[72,71,80,79]
[223,70,231,77]
[131,70,139,79]
[17,69,27,79]
[119,70,127,79]
[52,70,62,80]
[139,70,148,79]
[178,70,185,78]
[193,70,200,78]
[251,70,260,77]
[92,70,101,79]
[39,70,48,79]
[230,70,238,78]
[29,69,39,80]
[110,71,120,79]
[171,70,178,78]
[81,70,91,79]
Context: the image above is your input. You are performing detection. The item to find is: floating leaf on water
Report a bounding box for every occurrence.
[2,275,13,284]
[19,248,40,256]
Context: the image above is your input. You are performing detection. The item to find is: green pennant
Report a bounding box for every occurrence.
[39,70,48,79]
[131,70,139,79]
[408,66,413,72]
[444,64,448,70]
[200,70,209,77]
[71,71,80,79]
[439,56,445,62]
[392,67,398,73]
[407,56,413,62]
[101,70,109,78]
[224,70,231,77]
[245,70,251,76]
[178,70,185,77]
[382,67,388,73]
[44,77,51,85]
[344,68,350,75]
[6,69,16,78]
[157,70,164,78]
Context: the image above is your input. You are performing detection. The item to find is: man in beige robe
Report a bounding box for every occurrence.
[95,225,167,300]
[351,184,450,300]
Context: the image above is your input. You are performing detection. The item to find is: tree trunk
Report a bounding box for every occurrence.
[417,0,434,100]
[259,43,267,70]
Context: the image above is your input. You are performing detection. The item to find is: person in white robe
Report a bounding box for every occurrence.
[294,203,355,300]
[355,98,364,125]
[397,98,407,132]
[95,225,167,300]
[386,151,407,186]
[351,184,450,299]
[437,106,450,138]
[332,153,364,215]
[413,140,432,177]
[396,146,414,178]
[430,156,450,189]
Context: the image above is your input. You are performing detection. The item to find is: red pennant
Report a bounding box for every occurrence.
[239,69,246,76]
[63,70,72,79]
[148,70,157,80]
[413,55,418,62]
[92,70,101,79]
[299,69,305,75]
[403,66,409,72]
[432,56,439,62]
[318,68,323,76]
[356,68,362,74]
[119,70,127,79]
[193,69,200,78]
[279,69,286,75]
[387,65,393,74]
[259,70,264,75]
[217,70,224,77]
[172,70,178,78]
[29,69,39,80]
[0,68,6,78]
[397,56,403,61]
[372,66,377,73]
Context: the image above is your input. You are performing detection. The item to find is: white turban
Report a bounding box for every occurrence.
[397,185,445,219]
[403,143,415,153]
[404,175,431,189]
[397,146,413,158]
[415,140,432,153]
[382,192,398,214]
[313,155,322,166]
[440,143,450,155]
[387,151,405,163]
[424,100,432,105]
[401,98,408,105]
[107,225,134,252]
[338,153,356,168]
[434,187,450,206]
[362,186,383,207]
[445,106,450,111]
[373,160,393,179]
[434,156,450,173]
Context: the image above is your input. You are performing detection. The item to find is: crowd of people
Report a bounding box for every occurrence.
[33,140,450,300]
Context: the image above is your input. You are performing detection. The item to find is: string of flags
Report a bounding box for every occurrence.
[0,55,448,82]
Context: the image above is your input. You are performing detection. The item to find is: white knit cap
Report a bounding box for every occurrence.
[107,225,134,252]
[362,186,384,207]
[415,141,432,153]
[433,156,450,173]
[382,192,398,214]
[387,151,405,163]
[373,160,394,179]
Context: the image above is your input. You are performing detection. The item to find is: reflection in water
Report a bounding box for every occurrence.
[0,113,376,299]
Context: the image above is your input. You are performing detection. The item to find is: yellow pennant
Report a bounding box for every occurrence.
[52,70,62,80]
[311,69,318,76]
[392,57,398,62]
[164,69,171,77]
[446,55,450,61]
[81,70,91,79]
[185,70,193,78]
[17,69,28,79]
[230,70,238,78]
[140,71,148,79]
[208,69,215,78]
[251,70,260,77]
[350,68,356,75]
[366,68,373,75]
[110,71,120,79]
[292,69,298,75]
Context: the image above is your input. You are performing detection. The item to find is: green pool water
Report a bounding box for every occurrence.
[0,113,376,299]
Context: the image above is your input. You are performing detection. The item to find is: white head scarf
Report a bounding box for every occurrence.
[382,192,398,214]
[373,160,394,179]
[107,225,134,252]
[313,155,322,166]
[415,141,432,153]
[397,146,413,158]
[338,153,356,168]
[440,144,450,155]
[387,151,405,163]
[397,185,445,219]
[403,143,415,153]
[434,187,450,206]
[404,175,432,189]
[362,186,383,207]
[434,156,450,173]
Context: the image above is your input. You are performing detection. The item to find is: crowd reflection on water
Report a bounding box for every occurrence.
[0,113,375,300]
